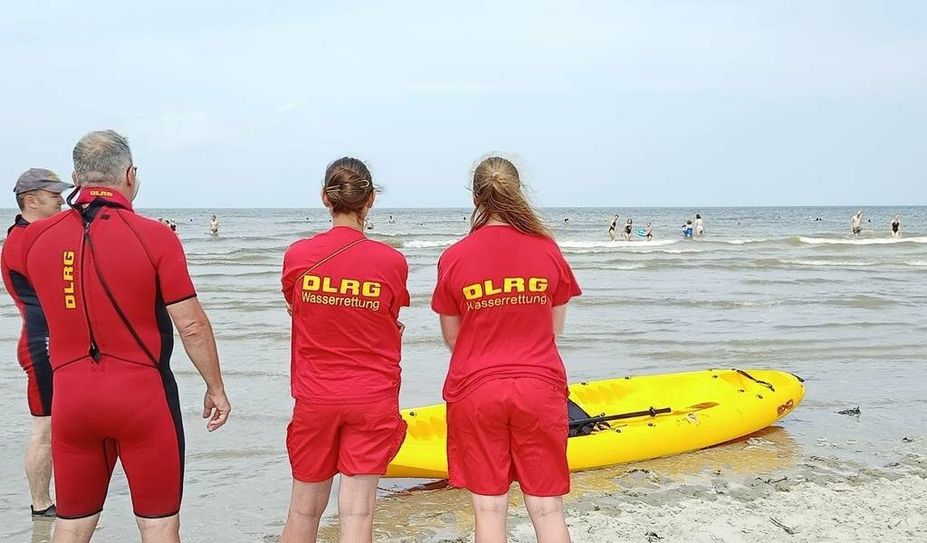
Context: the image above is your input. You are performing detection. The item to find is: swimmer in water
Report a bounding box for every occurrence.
[645,222,653,241]
[623,218,633,241]
[209,214,219,235]
[851,211,863,237]
[891,215,901,239]
[683,220,694,238]
[608,214,619,241]
[388,214,396,224]
[694,213,705,236]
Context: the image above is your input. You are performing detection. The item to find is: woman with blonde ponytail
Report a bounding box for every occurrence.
[432,156,581,543]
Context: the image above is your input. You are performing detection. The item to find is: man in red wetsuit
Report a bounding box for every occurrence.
[2,168,73,519]
[7,130,232,543]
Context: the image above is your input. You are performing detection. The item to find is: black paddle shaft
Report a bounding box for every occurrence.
[568,406,672,428]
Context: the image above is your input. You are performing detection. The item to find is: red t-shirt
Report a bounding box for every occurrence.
[282,226,410,403]
[431,224,581,402]
[11,187,196,370]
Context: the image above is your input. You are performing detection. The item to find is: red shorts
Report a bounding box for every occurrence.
[447,377,569,497]
[52,357,184,519]
[287,397,407,482]
[24,362,53,417]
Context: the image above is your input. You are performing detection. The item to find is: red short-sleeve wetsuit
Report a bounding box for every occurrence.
[10,187,196,519]
[2,216,53,416]
[431,224,581,496]
[281,225,410,481]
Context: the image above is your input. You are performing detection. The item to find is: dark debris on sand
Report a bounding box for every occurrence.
[771,517,797,535]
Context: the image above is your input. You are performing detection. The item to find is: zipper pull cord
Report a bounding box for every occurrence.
[82,221,102,363]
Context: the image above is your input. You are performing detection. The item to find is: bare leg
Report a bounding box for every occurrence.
[338,475,379,543]
[281,478,334,543]
[524,495,571,543]
[26,416,54,511]
[472,492,509,543]
[136,515,181,543]
[52,514,99,543]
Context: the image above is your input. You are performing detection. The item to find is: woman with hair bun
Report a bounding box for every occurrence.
[432,156,581,542]
[280,157,410,542]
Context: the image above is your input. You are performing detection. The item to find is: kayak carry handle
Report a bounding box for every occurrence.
[735,369,776,392]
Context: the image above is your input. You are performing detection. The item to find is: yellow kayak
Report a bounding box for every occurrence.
[385,368,805,479]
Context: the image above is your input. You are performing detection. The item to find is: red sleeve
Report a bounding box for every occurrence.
[391,255,411,318]
[551,247,581,307]
[1,253,16,302]
[431,253,460,316]
[155,230,197,305]
[3,230,26,277]
[281,246,301,305]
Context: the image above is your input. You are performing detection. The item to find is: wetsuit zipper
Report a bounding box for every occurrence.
[80,221,101,363]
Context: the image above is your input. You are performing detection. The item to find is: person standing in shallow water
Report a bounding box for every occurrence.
[694,213,706,236]
[9,130,230,543]
[891,215,901,239]
[433,156,581,543]
[209,215,219,235]
[280,157,410,543]
[1,168,73,519]
[608,214,619,241]
[851,211,864,237]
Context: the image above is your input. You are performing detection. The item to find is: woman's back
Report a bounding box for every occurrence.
[283,226,409,403]
[433,224,579,401]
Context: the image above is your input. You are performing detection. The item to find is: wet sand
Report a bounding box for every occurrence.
[312,428,927,542]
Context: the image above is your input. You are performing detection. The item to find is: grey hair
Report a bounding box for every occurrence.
[72,130,133,186]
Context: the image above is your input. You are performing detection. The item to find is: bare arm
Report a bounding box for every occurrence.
[167,298,231,431]
[553,304,568,337]
[439,314,461,352]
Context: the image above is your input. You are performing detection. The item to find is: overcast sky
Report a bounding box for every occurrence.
[2,1,925,208]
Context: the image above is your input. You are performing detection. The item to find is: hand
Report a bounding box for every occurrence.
[397,320,406,337]
[203,388,231,432]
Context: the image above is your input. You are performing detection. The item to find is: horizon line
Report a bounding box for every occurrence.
[1,204,924,211]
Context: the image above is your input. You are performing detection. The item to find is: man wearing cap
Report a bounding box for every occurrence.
[1,168,73,519]
[10,130,231,543]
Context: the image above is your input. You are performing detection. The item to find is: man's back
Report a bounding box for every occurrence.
[12,187,198,520]
[18,190,195,370]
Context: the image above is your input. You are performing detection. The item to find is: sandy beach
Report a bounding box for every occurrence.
[509,454,927,543]
[340,431,926,542]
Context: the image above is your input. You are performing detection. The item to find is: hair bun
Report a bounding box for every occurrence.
[322,157,374,214]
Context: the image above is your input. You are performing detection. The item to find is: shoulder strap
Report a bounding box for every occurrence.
[293,237,368,296]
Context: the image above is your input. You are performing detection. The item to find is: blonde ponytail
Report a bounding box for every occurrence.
[471,156,551,238]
